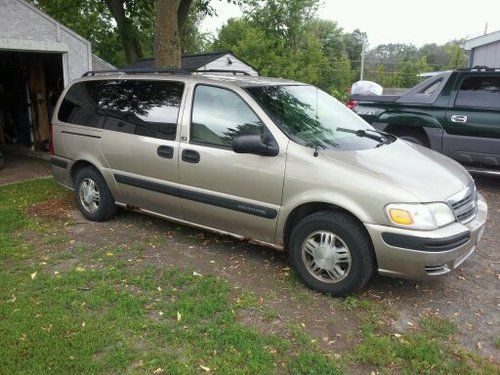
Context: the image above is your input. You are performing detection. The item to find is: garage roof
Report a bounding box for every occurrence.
[124,51,255,71]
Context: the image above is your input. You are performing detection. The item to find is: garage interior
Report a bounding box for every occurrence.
[0,51,63,180]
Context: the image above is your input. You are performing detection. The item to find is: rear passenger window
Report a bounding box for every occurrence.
[58,80,184,140]
[190,85,264,148]
[455,76,500,110]
[58,82,103,128]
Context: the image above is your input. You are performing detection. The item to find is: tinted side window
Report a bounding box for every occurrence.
[455,76,500,110]
[58,80,184,140]
[191,85,264,148]
[58,82,102,128]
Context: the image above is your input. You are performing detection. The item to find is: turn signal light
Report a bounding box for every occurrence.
[388,209,413,225]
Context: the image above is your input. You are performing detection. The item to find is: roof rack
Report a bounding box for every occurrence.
[81,68,253,78]
[193,69,252,76]
[82,68,189,77]
[457,66,500,72]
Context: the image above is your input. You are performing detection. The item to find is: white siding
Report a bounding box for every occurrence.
[200,53,259,76]
[0,0,92,84]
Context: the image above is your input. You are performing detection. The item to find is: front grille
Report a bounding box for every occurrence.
[447,183,478,224]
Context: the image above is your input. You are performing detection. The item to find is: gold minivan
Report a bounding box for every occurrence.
[50,71,488,296]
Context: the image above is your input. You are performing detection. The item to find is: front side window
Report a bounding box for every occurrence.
[247,85,394,151]
[190,85,264,148]
[455,76,500,110]
[58,80,184,140]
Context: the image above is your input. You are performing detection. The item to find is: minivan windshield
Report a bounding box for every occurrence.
[246,85,395,151]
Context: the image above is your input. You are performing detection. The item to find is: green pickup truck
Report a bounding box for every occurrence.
[350,68,500,175]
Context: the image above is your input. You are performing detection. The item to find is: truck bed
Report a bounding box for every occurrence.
[349,94,400,103]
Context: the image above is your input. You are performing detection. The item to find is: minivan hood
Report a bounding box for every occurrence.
[322,140,471,202]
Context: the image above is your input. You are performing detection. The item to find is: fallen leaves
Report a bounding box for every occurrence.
[30,271,37,280]
[177,311,182,322]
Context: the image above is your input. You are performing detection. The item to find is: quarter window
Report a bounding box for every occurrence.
[455,76,500,110]
[58,80,184,140]
[190,85,264,148]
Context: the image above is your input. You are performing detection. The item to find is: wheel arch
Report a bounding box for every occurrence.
[70,159,98,184]
[69,159,117,196]
[281,201,373,253]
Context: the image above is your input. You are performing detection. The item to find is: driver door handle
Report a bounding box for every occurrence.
[157,145,174,159]
[451,115,468,123]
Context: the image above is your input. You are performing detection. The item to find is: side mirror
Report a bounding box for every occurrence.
[232,135,279,156]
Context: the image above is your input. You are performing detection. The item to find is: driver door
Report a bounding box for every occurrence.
[178,84,287,243]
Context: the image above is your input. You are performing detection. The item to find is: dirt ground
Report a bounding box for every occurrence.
[27,174,500,365]
[0,152,51,186]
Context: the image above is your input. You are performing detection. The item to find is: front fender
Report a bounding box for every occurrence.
[275,190,375,247]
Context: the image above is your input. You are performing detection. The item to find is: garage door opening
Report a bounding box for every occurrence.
[0,51,64,153]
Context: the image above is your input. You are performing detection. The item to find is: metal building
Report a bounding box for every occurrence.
[465,30,500,68]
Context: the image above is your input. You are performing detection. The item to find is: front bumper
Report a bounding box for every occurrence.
[366,193,488,280]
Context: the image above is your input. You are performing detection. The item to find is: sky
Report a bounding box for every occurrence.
[200,0,500,49]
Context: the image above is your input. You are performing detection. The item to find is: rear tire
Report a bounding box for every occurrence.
[288,211,375,296]
[74,166,116,221]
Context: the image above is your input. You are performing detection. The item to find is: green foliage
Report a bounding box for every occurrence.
[363,40,467,88]
[30,0,215,66]
[213,0,354,93]
[444,41,469,69]
[353,316,496,374]
[419,315,458,339]
[213,1,467,91]
[288,352,344,375]
[32,0,470,88]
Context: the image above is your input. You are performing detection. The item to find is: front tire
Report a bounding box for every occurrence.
[74,166,116,221]
[288,211,375,296]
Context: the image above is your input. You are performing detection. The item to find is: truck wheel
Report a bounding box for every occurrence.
[74,166,116,221]
[288,211,375,296]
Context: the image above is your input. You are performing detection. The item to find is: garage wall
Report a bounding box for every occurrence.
[0,0,92,84]
[472,41,500,68]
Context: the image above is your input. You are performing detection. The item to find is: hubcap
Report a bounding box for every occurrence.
[79,178,100,213]
[301,231,352,283]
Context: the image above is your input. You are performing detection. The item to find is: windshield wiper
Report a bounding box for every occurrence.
[336,127,391,146]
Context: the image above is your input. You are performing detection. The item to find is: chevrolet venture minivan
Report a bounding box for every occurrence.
[50,70,488,296]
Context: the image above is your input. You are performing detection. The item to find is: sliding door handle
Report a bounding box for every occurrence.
[182,149,200,163]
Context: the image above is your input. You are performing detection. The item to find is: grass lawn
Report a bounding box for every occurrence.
[0,179,497,374]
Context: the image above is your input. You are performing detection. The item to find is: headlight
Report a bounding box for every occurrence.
[385,203,455,230]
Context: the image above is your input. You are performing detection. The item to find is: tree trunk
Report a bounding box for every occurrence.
[105,0,143,64]
[155,0,192,69]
